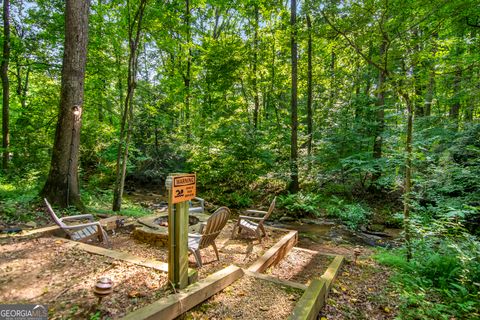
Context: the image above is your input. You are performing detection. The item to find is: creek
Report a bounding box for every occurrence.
[125,189,403,248]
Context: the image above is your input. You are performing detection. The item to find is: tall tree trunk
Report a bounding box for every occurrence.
[184,0,192,140]
[41,0,90,209]
[413,28,425,117]
[449,68,462,127]
[400,90,413,261]
[306,14,313,158]
[112,0,147,211]
[1,0,10,169]
[424,69,435,117]
[252,5,260,130]
[267,29,276,123]
[289,0,299,193]
[371,39,386,185]
[329,50,335,109]
[15,64,29,110]
[424,32,437,117]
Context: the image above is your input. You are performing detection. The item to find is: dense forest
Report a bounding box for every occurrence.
[1,0,479,319]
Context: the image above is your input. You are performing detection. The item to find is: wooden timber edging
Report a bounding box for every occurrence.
[321,255,344,297]
[0,225,60,241]
[121,265,244,320]
[61,238,199,284]
[288,278,327,320]
[292,246,339,257]
[247,230,298,273]
[243,269,307,291]
[289,255,345,320]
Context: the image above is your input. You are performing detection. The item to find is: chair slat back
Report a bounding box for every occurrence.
[44,198,67,228]
[199,206,230,249]
[262,197,276,222]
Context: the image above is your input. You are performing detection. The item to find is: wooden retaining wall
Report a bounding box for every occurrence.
[121,265,244,320]
[288,255,345,320]
[248,230,298,273]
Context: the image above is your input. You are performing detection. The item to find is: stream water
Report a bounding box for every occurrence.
[270,220,402,247]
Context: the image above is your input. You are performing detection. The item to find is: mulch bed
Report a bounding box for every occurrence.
[265,247,334,285]
[0,237,171,319]
[178,274,303,320]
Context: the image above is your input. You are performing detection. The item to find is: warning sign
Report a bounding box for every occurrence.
[171,174,196,204]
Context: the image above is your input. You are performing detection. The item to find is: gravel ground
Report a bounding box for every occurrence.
[178,274,303,320]
[266,247,333,285]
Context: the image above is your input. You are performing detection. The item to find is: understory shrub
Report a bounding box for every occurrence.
[325,196,371,230]
[277,192,325,217]
[375,217,480,319]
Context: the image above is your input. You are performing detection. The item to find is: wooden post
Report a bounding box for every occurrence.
[166,174,196,289]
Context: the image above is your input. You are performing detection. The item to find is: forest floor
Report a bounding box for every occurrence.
[0,237,171,319]
[0,214,399,319]
[298,239,398,320]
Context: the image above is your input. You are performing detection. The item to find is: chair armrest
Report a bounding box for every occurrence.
[61,221,101,230]
[194,197,205,209]
[61,214,94,222]
[189,197,205,213]
[245,210,267,217]
[239,215,264,221]
[187,233,202,238]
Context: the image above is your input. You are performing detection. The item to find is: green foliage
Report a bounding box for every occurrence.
[81,186,151,218]
[414,124,480,235]
[0,171,43,222]
[375,217,480,319]
[325,197,371,230]
[89,311,101,320]
[277,192,324,217]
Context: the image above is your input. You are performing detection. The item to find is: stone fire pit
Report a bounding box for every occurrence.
[132,212,210,247]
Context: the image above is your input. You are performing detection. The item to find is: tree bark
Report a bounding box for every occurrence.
[2,0,10,170]
[112,0,147,211]
[41,0,90,209]
[371,39,387,184]
[252,5,260,130]
[400,90,413,261]
[424,32,438,117]
[449,68,462,127]
[289,0,299,193]
[184,0,191,140]
[424,69,435,117]
[306,14,313,158]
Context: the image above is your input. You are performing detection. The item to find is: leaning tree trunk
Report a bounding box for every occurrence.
[306,13,313,159]
[1,0,10,170]
[112,0,147,211]
[400,90,414,261]
[371,39,387,185]
[252,4,260,130]
[289,0,299,193]
[41,0,90,209]
[184,0,192,140]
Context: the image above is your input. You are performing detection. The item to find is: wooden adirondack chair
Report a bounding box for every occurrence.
[187,206,230,267]
[231,197,276,243]
[44,198,110,246]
